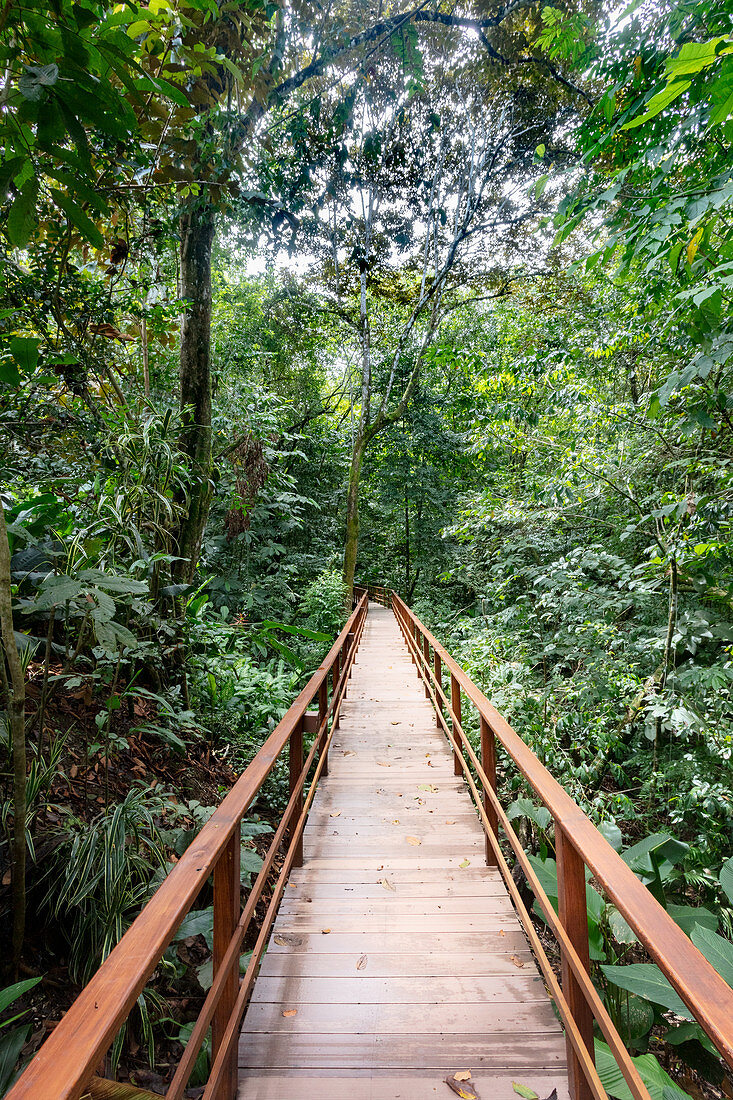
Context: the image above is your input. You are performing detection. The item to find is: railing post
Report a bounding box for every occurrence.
[347,631,355,675]
[319,677,328,776]
[289,716,304,868]
[212,830,240,1100]
[556,826,595,1100]
[450,674,463,776]
[422,635,430,697]
[480,715,499,867]
[333,655,340,729]
[434,651,442,728]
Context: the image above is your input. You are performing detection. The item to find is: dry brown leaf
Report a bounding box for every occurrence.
[330,810,342,817]
[343,750,356,757]
[379,878,396,892]
[321,928,331,934]
[498,929,505,937]
[282,1009,297,1018]
[455,1071,472,1082]
[377,761,391,767]
[392,819,400,825]
[274,934,303,946]
[445,1072,481,1099]
[356,953,368,970]
[510,955,526,968]
[406,836,421,846]
[446,819,456,825]
[390,721,400,725]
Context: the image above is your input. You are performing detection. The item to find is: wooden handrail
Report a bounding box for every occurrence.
[8,594,369,1100]
[391,593,733,1100]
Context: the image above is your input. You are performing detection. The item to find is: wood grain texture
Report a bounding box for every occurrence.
[239,604,568,1098]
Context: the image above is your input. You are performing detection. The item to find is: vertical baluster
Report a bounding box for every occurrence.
[422,634,430,698]
[319,676,328,777]
[434,651,442,728]
[212,830,240,1100]
[479,715,499,866]
[450,674,463,776]
[333,654,341,729]
[556,826,594,1100]
[289,716,304,868]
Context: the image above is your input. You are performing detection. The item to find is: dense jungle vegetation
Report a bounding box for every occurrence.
[1,0,733,1093]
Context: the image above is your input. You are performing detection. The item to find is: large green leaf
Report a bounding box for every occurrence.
[9,337,39,374]
[594,1040,689,1100]
[667,904,717,936]
[690,926,733,988]
[600,963,692,1018]
[7,178,39,248]
[719,856,733,905]
[0,977,42,1020]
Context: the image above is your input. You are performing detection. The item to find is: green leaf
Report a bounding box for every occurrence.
[599,820,623,851]
[7,178,39,248]
[0,360,21,386]
[690,926,733,988]
[720,856,733,905]
[600,963,692,1017]
[9,337,40,374]
[594,1040,689,1100]
[667,904,717,936]
[622,80,691,129]
[608,907,637,944]
[0,977,42,1019]
[19,63,59,101]
[512,1084,538,1099]
[50,188,104,249]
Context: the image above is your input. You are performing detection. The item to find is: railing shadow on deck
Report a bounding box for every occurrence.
[391,592,733,1100]
[7,595,369,1100]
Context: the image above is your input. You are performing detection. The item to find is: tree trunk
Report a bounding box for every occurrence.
[175,204,215,584]
[342,432,367,602]
[0,502,26,971]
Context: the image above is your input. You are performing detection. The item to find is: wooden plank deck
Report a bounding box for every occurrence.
[238,604,570,1100]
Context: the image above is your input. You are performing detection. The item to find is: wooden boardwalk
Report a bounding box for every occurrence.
[238,604,569,1099]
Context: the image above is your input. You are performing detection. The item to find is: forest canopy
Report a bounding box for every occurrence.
[1,0,733,1093]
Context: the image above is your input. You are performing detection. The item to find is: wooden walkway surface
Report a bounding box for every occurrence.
[238,604,569,1099]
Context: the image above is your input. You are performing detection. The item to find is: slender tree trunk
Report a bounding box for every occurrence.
[343,432,367,601]
[175,204,215,584]
[404,489,410,596]
[141,316,150,398]
[0,502,26,970]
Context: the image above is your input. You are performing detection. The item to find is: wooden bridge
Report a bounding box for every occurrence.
[8,592,733,1100]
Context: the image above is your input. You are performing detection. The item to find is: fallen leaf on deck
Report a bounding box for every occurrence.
[446,820,456,825]
[392,819,400,825]
[321,928,331,934]
[357,953,368,970]
[511,1084,538,1100]
[391,721,400,725]
[510,955,526,968]
[498,929,505,936]
[330,810,342,817]
[377,761,391,767]
[406,836,421,846]
[418,783,439,792]
[274,934,303,946]
[379,878,396,891]
[459,859,470,868]
[455,1071,472,1082]
[445,1071,481,1099]
[282,1009,297,1018]
[343,750,356,757]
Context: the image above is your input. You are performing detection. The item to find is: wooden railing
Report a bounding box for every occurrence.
[391,593,733,1100]
[353,581,391,606]
[8,594,369,1100]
